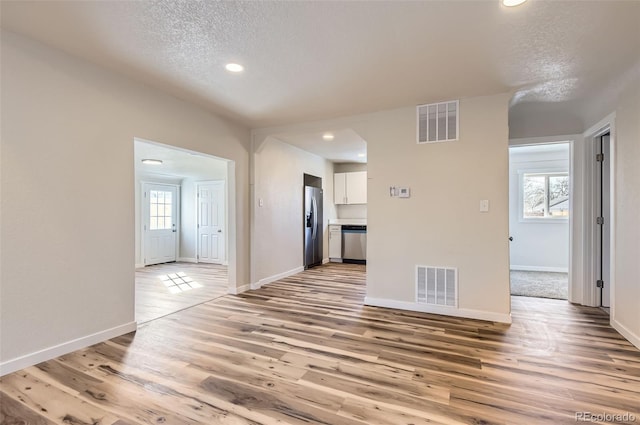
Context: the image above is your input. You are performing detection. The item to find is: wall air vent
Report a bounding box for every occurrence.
[416,265,457,307]
[417,100,459,144]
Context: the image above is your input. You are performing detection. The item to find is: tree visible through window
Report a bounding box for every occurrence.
[523,173,569,218]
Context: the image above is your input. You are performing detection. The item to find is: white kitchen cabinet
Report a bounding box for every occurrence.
[334,171,367,205]
[328,224,342,260]
[334,173,347,205]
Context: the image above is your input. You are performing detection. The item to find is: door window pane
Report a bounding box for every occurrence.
[149,189,173,230]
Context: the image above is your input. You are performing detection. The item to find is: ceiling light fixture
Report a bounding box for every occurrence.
[502,0,527,6]
[225,63,244,73]
[322,133,335,141]
[358,153,366,158]
[141,159,163,165]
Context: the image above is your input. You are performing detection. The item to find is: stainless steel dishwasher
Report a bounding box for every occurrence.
[342,225,366,264]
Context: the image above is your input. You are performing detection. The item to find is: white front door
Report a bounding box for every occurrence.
[143,183,178,265]
[198,181,225,264]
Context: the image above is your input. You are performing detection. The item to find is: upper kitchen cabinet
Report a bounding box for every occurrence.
[334,171,367,204]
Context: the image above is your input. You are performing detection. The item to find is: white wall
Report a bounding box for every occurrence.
[334,163,367,173]
[334,162,367,219]
[508,145,570,272]
[611,77,640,348]
[252,94,512,323]
[364,94,512,322]
[0,31,250,373]
[336,204,367,220]
[252,137,336,286]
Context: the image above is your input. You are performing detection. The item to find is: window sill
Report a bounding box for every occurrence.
[519,217,569,224]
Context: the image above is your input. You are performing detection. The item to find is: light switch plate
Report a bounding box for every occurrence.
[480,199,489,212]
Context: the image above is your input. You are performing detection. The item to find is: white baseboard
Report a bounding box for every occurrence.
[228,283,250,295]
[0,321,137,377]
[251,266,304,290]
[510,265,568,273]
[135,263,145,269]
[178,257,198,263]
[611,317,640,350]
[322,258,330,264]
[364,297,512,324]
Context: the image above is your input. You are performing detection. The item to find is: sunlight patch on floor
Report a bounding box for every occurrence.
[159,272,202,294]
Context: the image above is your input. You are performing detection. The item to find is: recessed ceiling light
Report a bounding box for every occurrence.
[502,0,527,6]
[225,63,244,73]
[141,159,163,165]
[322,133,335,141]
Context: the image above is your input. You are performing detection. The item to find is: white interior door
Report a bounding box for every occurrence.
[198,181,225,264]
[143,183,178,265]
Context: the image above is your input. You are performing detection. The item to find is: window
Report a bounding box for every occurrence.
[149,190,173,230]
[522,172,569,219]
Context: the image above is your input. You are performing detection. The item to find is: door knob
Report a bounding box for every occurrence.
[218,230,222,233]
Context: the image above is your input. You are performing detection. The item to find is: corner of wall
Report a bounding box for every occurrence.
[0,321,137,377]
[611,318,640,350]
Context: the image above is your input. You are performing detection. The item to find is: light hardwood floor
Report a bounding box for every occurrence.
[135,261,228,323]
[2,263,639,424]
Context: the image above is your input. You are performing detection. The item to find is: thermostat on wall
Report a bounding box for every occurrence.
[390,186,411,198]
[398,187,411,198]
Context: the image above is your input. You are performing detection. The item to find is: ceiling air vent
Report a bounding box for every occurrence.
[417,265,457,307]
[417,100,459,144]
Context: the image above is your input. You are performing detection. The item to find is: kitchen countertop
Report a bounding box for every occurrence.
[328,218,367,226]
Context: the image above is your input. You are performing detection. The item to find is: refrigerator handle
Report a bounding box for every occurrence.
[312,196,318,240]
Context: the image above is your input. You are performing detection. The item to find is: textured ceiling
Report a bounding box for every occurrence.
[274,128,367,164]
[2,1,639,133]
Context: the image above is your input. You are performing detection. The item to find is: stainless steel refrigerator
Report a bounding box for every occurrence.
[304,185,323,269]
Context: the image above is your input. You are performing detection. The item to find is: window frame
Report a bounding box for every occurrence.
[518,169,570,223]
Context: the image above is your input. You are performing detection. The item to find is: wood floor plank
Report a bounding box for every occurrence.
[0,391,57,425]
[2,263,639,424]
[1,371,133,425]
[135,262,228,323]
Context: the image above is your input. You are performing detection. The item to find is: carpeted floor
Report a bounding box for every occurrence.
[510,270,568,300]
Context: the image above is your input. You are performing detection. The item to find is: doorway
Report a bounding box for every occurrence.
[134,138,232,323]
[508,143,571,300]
